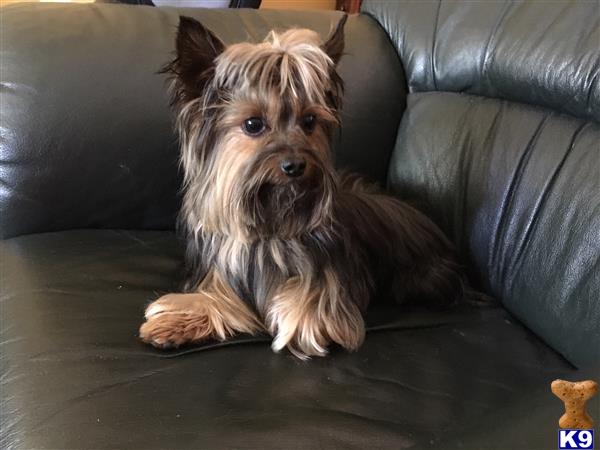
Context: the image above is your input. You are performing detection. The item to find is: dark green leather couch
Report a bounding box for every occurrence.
[1,1,598,449]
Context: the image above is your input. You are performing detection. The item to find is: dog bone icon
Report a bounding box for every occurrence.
[551,379,598,429]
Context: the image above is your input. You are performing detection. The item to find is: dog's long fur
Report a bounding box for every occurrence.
[139,15,464,358]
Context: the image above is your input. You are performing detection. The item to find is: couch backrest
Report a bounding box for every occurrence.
[363,0,600,367]
[0,3,405,239]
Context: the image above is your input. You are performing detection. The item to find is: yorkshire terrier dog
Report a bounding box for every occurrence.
[139,15,464,358]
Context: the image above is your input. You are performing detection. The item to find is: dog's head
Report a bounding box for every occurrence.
[162,15,347,240]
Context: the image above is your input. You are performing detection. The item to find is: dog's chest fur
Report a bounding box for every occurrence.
[194,229,351,316]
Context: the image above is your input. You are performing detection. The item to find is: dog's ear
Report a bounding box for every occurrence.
[323,15,347,66]
[322,15,347,113]
[162,16,225,101]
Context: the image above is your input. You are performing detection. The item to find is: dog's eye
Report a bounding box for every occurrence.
[243,117,266,136]
[301,114,316,133]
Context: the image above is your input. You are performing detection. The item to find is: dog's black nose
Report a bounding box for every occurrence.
[280,157,306,177]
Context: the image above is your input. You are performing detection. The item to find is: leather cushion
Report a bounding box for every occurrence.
[362,0,600,122]
[0,4,405,239]
[0,230,586,449]
[387,91,600,368]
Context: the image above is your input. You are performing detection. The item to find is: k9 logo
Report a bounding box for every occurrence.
[558,429,594,449]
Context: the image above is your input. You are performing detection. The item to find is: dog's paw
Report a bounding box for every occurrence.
[144,294,204,319]
[268,309,365,360]
[139,295,213,348]
[271,321,330,360]
[271,319,365,360]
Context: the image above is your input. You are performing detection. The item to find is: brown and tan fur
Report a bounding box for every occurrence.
[139,15,464,359]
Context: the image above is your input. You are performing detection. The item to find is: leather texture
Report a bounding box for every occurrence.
[389,92,600,368]
[0,3,405,239]
[0,230,589,450]
[363,0,600,368]
[362,0,600,122]
[2,1,599,449]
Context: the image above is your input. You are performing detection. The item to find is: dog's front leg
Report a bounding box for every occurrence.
[266,269,365,359]
[139,271,262,349]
